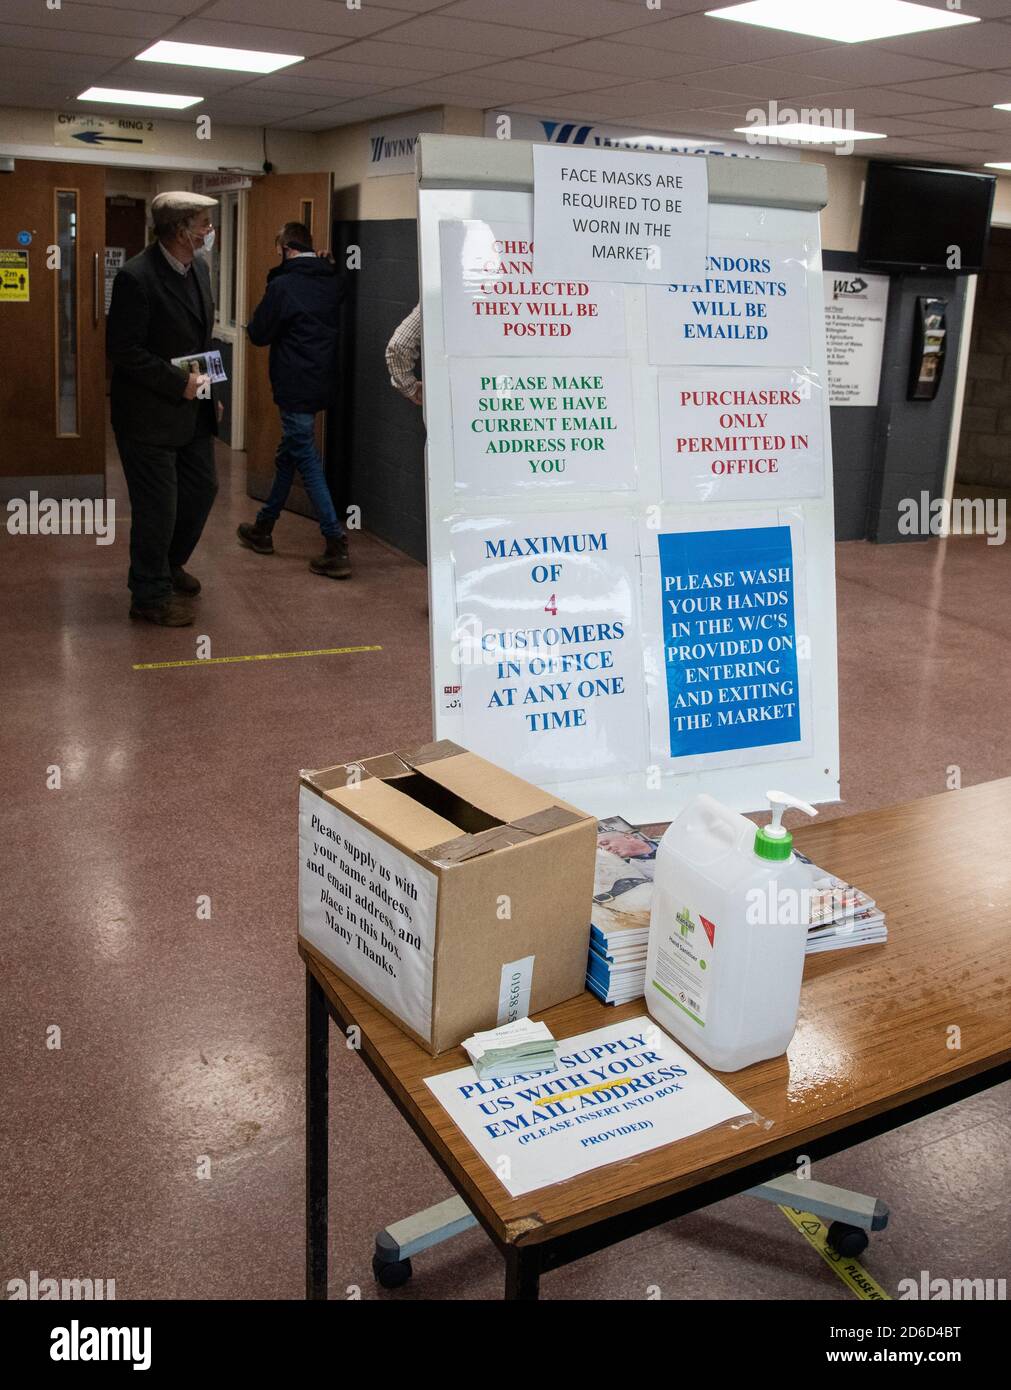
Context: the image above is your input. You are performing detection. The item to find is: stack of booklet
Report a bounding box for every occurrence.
[586,817,659,1005]
[461,1019,558,1081]
[584,820,888,1004]
[794,850,888,954]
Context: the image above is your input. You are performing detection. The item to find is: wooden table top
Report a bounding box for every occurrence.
[300,779,1011,1249]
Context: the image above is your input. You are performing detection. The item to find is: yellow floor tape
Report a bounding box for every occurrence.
[133,643,382,671]
[779,1206,892,1301]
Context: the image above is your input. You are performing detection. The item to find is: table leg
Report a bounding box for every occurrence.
[306,968,329,1301]
[504,1245,542,1300]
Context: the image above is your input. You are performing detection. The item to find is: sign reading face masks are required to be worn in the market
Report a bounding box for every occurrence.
[298,787,438,1043]
[532,144,709,285]
[449,356,635,494]
[440,219,625,357]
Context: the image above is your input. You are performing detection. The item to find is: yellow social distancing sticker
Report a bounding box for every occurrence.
[779,1206,892,1301]
[0,250,30,301]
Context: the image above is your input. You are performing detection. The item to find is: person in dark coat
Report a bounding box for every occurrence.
[107,191,220,625]
[237,221,349,579]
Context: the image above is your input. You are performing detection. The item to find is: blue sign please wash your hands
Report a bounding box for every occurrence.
[658,526,801,758]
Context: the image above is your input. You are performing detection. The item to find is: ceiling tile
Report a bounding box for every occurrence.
[371,14,573,57]
[69,0,205,12]
[891,72,1011,105]
[242,74,386,101]
[303,40,454,73]
[919,106,1011,132]
[789,88,972,117]
[250,65,431,94]
[1,0,169,36]
[168,18,357,58]
[435,0,656,37]
[467,59,631,93]
[675,64,856,100]
[880,18,1011,67]
[518,39,718,80]
[757,48,970,86]
[100,60,251,92]
[613,12,835,62]
[199,0,407,38]
[0,22,145,56]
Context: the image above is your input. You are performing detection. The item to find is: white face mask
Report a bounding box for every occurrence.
[188,225,215,255]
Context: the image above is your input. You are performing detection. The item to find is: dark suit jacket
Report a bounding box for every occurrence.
[107,242,218,447]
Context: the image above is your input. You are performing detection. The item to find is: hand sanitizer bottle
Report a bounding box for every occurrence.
[645,790,818,1072]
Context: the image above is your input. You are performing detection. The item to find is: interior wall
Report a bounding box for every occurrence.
[955,226,1011,492]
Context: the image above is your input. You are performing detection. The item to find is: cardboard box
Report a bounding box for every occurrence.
[298,740,597,1055]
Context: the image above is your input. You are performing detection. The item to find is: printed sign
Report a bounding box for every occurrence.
[656,524,803,760]
[104,247,125,316]
[647,238,812,366]
[657,369,824,502]
[424,1015,751,1197]
[368,111,443,177]
[55,111,155,150]
[532,144,708,285]
[450,511,646,782]
[298,788,439,1043]
[449,356,635,493]
[823,271,889,407]
[440,219,625,357]
[484,110,799,161]
[0,249,29,301]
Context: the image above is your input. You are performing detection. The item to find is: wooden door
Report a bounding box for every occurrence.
[0,160,106,492]
[244,172,332,514]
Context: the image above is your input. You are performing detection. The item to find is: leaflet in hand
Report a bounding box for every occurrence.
[171,348,227,383]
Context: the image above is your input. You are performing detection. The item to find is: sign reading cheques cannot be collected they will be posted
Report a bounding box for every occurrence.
[532,143,709,285]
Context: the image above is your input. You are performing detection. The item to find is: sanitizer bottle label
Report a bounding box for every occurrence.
[651,906,715,1027]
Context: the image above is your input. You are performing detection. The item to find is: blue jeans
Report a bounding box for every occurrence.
[257,410,343,539]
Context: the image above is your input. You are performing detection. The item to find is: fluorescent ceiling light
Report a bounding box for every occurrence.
[984,161,1011,169]
[707,1,979,44]
[736,121,887,143]
[136,39,302,74]
[78,87,201,109]
[994,103,1011,112]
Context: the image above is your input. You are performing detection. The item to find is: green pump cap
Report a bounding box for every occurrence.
[754,789,818,861]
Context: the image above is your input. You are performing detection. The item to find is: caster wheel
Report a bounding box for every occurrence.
[372,1253,413,1289]
[827,1221,869,1258]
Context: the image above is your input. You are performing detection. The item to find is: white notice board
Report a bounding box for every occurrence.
[417,135,839,822]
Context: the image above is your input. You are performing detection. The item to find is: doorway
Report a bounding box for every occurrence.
[954,227,1011,523]
[0,159,106,501]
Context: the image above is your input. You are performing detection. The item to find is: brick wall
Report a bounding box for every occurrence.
[956,227,1011,491]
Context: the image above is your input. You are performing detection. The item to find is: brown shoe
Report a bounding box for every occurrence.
[129,597,195,626]
[170,566,201,596]
[309,535,351,579]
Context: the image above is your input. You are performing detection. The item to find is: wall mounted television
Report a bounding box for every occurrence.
[857,161,996,274]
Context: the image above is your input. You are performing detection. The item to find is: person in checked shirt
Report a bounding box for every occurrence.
[385,304,422,406]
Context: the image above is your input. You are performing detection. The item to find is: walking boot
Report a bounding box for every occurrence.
[237,518,275,555]
[170,566,201,596]
[129,596,195,626]
[309,534,351,579]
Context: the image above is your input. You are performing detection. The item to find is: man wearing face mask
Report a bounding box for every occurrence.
[107,190,220,625]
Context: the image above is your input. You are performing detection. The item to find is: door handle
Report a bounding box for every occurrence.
[93,251,100,326]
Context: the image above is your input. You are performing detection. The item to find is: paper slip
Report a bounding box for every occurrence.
[463,1019,558,1081]
[426,1016,750,1196]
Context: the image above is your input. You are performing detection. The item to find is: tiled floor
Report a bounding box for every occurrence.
[2,438,1008,1300]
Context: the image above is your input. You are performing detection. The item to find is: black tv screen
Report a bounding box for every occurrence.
[858,161,996,273]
